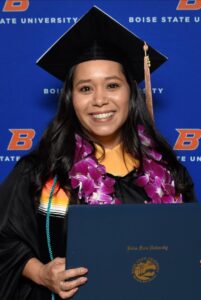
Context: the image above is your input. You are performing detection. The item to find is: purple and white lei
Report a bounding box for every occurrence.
[69,135,120,205]
[135,125,182,204]
[69,125,182,205]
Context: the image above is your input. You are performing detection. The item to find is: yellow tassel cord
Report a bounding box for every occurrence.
[143,42,154,121]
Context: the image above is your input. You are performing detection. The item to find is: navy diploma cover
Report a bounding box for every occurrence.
[66,204,201,300]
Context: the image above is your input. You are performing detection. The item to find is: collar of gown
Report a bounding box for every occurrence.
[94,143,139,177]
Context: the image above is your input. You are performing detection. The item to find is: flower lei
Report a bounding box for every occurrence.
[135,125,182,204]
[69,135,121,205]
[69,125,182,205]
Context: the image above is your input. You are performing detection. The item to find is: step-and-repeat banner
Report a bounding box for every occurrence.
[0,0,200,201]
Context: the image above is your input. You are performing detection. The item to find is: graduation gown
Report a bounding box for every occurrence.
[0,147,196,300]
[0,161,40,299]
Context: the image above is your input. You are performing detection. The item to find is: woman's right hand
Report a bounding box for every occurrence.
[39,257,88,299]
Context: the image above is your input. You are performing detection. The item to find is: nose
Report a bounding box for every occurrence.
[92,87,109,107]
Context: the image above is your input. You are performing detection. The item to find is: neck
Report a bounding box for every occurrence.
[91,133,122,149]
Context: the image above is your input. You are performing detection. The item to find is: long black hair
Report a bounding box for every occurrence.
[26,61,191,204]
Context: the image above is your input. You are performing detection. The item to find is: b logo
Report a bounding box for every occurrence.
[174,129,201,151]
[3,0,29,12]
[177,0,201,10]
[8,129,35,151]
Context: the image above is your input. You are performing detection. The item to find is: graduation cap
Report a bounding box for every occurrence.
[36,6,167,119]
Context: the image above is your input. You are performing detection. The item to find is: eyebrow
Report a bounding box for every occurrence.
[74,76,124,87]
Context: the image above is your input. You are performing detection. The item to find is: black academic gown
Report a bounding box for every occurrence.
[0,161,40,299]
[0,159,196,300]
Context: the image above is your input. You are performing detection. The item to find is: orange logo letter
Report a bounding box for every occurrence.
[8,129,35,150]
[174,129,201,150]
[177,0,201,10]
[3,0,29,12]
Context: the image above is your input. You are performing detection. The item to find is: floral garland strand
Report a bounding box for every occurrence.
[69,126,182,205]
[69,135,121,205]
[135,125,182,204]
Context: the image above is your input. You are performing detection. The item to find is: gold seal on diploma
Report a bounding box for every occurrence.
[132,257,159,283]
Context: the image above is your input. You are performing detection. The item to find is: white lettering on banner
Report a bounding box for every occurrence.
[177,156,186,162]
[194,16,200,22]
[44,88,63,95]
[44,87,164,96]
[190,156,201,162]
[129,16,158,23]
[0,156,21,162]
[177,156,201,162]
[0,18,17,24]
[161,16,191,23]
[142,88,164,95]
[43,88,164,96]
[128,16,200,24]
[0,17,78,25]
[1,155,200,163]
[0,15,199,26]
[20,17,78,25]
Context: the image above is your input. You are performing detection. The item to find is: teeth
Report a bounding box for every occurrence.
[92,112,114,119]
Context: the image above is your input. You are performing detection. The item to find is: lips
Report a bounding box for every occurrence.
[90,112,115,120]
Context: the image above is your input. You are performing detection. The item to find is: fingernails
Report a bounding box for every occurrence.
[80,277,88,283]
[80,267,88,273]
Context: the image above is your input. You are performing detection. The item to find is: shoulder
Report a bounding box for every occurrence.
[1,158,32,187]
[0,155,41,207]
[179,164,193,186]
[0,157,38,231]
[179,165,196,203]
[15,156,37,176]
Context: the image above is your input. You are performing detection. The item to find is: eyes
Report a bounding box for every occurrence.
[78,82,120,93]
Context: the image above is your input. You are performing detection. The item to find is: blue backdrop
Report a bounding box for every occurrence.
[0,0,200,201]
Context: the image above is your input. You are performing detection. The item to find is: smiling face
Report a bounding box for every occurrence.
[72,60,130,148]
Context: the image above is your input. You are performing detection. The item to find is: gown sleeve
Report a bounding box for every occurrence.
[0,160,39,299]
[181,166,197,203]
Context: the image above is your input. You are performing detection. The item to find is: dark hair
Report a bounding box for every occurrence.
[26,61,189,205]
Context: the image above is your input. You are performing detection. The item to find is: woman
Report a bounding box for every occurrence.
[0,6,196,300]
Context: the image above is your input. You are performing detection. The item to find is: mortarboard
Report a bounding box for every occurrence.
[36,6,167,119]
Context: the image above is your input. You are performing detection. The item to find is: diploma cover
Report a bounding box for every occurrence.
[66,204,201,299]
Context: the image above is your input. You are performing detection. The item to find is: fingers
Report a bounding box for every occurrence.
[51,257,66,272]
[60,276,88,291]
[41,257,88,299]
[58,268,88,299]
[59,287,78,299]
[54,257,65,264]
[63,267,88,280]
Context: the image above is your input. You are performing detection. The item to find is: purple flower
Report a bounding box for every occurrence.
[70,127,182,206]
[135,125,183,204]
[147,149,162,161]
[74,134,93,161]
[137,124,154,147]
[69,136,121,205]
[135,157,182,204]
